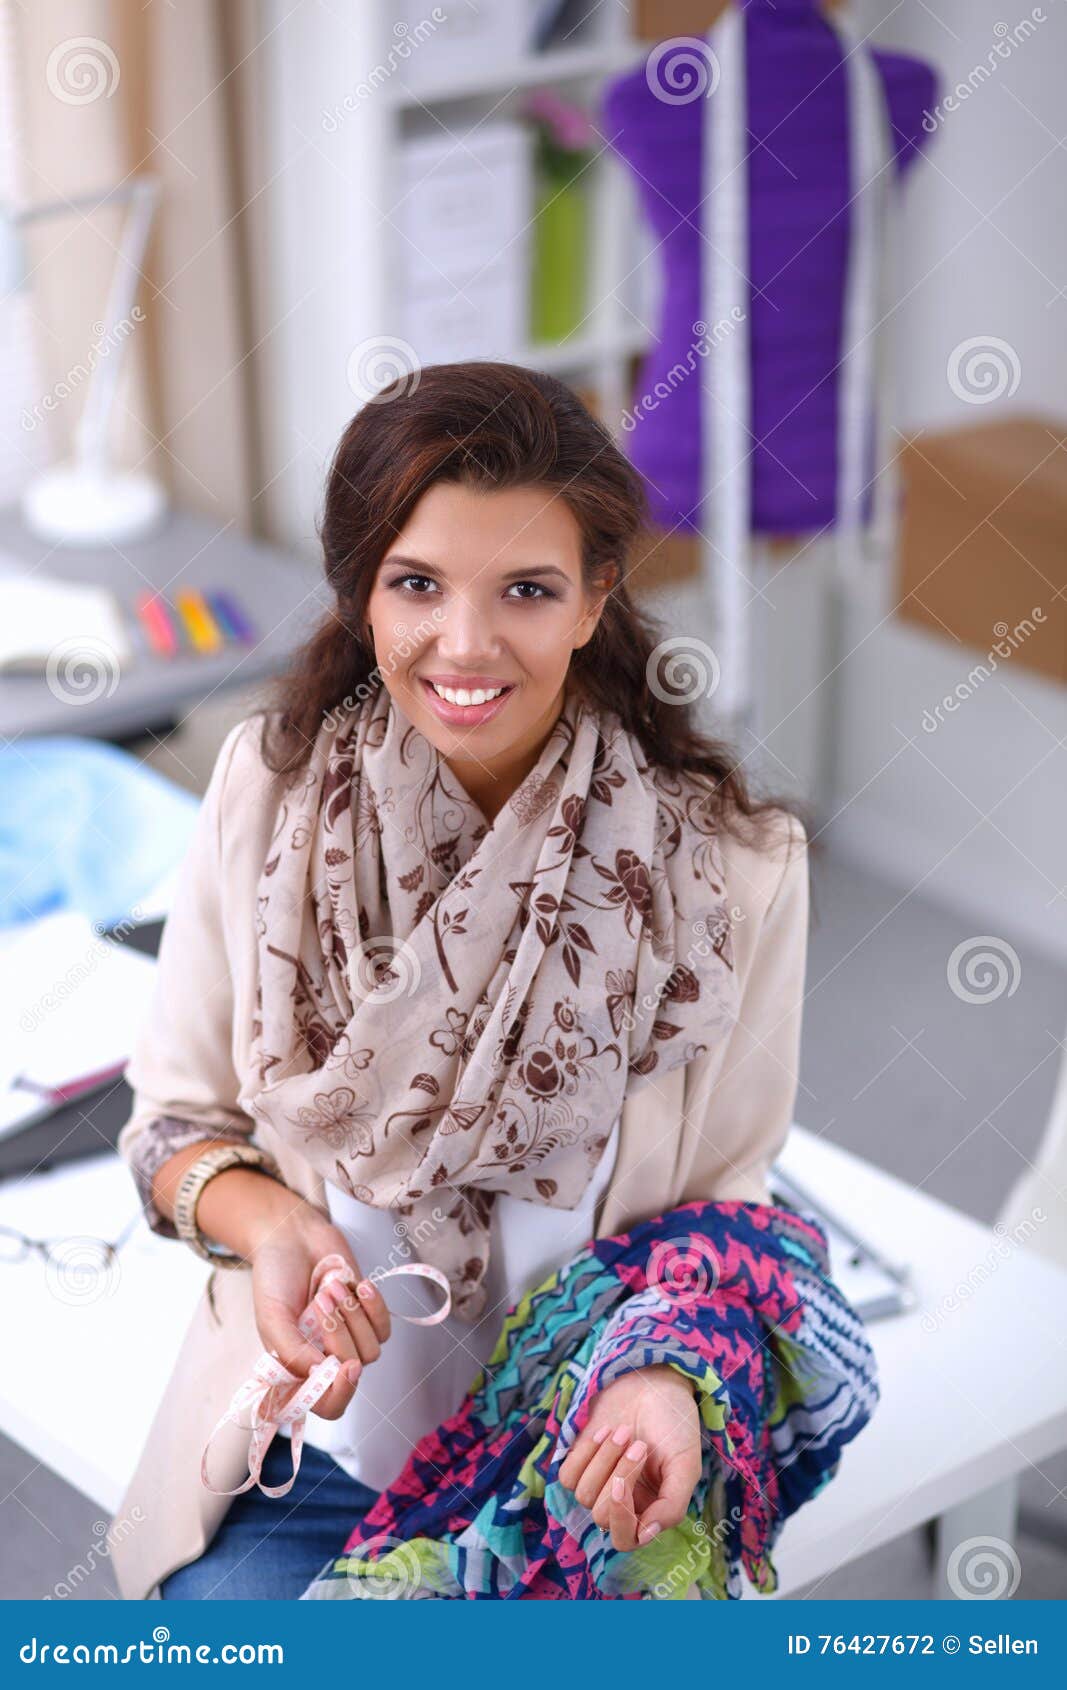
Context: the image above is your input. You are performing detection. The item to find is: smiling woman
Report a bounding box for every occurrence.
[259,360,792,840]
[363,479,608,821]
[104,361,871,1604]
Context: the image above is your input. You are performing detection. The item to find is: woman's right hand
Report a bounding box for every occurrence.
[157,1152,392,1420]
[186,1155,390,1419]
[241,1180,392,1420]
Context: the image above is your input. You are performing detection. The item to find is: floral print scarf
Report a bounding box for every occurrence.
[245,676,742,1321]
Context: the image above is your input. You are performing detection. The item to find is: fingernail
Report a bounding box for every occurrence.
[612,1424,631,1447]
[625,1439,646,1462]
[592,1424,612,1445]
[357,1280,374,1300]
[611,1476,625,1502]
[345,1360,361,1384]
[639,1522,661,1543]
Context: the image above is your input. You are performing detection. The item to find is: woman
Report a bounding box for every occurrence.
[109,363,815,1601]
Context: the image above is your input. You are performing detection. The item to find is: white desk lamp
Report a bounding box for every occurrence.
[1,176,168,547]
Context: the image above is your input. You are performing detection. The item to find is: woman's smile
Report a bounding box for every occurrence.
[418,674,517,727]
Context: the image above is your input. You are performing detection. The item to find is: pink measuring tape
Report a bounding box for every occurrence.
[200,1252,451,1499]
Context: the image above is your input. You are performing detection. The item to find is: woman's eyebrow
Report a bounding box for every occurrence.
[382,556,572,586]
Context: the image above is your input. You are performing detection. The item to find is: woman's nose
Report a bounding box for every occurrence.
[434,597,499,661]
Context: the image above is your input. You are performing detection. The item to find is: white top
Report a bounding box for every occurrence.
[284,1122,620,1490]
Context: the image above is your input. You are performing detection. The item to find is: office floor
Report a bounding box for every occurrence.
[3,839,1066,1600]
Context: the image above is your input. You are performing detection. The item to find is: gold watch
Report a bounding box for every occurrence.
[173,1142,282,1266]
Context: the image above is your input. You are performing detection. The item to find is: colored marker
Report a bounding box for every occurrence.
[175,588,224,654]
[136,591,179,657]
[210,589,255,644]
[205,590,238,642]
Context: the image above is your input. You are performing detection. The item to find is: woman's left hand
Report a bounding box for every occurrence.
[556,1363,702,1550]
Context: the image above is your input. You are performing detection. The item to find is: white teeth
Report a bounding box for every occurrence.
[429,682,505,706]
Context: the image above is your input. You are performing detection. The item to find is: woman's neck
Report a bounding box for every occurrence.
[446,684,567,825]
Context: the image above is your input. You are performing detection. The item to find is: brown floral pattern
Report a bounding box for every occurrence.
[245,675,740,1321]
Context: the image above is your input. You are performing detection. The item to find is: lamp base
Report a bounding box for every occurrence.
[22,464,168,548]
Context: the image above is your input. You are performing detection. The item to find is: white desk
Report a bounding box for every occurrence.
[760,1130,1067,1598]
[0,508,325,742]
[3,1128,1066,1597]
[0,1153,208,1512]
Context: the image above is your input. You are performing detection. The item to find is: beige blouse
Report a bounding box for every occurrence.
[107,714,811,1599]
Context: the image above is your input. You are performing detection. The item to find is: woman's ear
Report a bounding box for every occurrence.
[574,562,619,651]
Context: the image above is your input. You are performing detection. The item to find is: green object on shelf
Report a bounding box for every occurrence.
[530,163,588,345]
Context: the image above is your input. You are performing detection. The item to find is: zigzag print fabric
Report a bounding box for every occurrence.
[300,1199,880,1600]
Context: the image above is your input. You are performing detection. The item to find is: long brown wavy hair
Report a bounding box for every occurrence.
[261,360,815,874]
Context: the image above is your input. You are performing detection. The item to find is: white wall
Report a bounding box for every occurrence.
[256,1,389,555]
[859,0,1067,428]
[826,0,1067,962]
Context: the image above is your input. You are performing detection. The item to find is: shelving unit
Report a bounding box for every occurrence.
[258,0,762,757]
[260,0,655,546]
[388,4,654,428]
[381,39,642,110]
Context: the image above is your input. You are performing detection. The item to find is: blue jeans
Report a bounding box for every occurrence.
[160,1437,380,1600]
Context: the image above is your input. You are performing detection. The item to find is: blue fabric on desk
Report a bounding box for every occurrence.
[0,736,198,930]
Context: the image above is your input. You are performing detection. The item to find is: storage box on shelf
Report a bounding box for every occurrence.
[393,123,533,274]
[393,122,533,365]
[391,1,542,94]
[399,269,531,366]
[894,417,1067,686]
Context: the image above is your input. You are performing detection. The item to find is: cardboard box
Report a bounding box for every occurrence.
[634,0,845,40]
[894,418,1067,686]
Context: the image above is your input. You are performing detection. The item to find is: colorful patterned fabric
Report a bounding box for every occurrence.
[300,1197,880,1600]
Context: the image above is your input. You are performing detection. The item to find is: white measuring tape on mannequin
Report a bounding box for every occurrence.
[200,1251,452,1499]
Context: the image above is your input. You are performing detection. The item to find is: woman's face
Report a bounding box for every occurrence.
[364,480,611,806]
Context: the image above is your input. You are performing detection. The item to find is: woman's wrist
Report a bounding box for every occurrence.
[149,1139,316,1263]
[195,1166,311,1261]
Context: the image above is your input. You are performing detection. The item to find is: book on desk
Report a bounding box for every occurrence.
[0,912,160,1177]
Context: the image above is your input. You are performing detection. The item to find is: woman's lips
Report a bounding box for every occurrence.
[419,677,515,726]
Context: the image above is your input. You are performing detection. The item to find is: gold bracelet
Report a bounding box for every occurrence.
[173,1142,282,1267]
